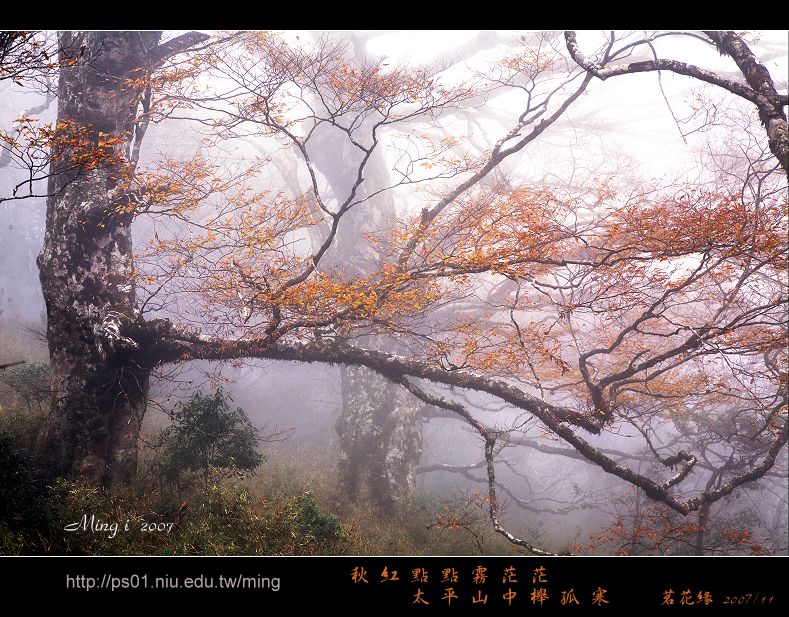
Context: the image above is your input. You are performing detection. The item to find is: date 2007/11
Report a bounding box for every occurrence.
[722,593,774,606]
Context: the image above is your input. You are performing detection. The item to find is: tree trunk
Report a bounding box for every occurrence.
[336,365,423,511]
[309,124,426,512]
[37,32,161,486]
[694,501,710,556]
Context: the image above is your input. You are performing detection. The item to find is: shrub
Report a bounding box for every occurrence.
[0,363,50,413]
[0,432,51,553]
[294,491,342,543]
[153,389,263,488]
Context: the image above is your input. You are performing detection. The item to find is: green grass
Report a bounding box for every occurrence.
[0,373,525,556]
[0,432,524,555]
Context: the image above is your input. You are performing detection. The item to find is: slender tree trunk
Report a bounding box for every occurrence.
[694,470,721,555]
[694,501,710,556]
[38,31,161,486]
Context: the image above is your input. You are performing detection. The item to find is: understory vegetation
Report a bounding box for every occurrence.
[0,363,521,555]
[1,364,781,556]
[1,30,785,558]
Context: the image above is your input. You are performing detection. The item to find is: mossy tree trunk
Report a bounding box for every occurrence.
[37,31,207,486]
[336,365,423,511]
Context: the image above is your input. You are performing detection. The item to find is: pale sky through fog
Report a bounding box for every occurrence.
[360,30,789,181]
[0,29,786,561]
[164,30,786,186]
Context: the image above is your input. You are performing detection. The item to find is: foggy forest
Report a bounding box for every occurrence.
[0,30,787,557]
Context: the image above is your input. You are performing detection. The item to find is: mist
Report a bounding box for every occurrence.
[1,30,786,557]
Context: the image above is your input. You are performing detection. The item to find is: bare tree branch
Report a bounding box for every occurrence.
[564,30,788,175]
[0,360,26,370]
[153,330,787,522]
[152,32,211,66]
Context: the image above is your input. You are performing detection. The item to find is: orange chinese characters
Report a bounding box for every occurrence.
[697,591,713,605]
[411,568,429,583]
[503,588,517,607]
[472,590,488,605]
[412,588,429,605]
[380,566,399,582]
[472,565,488,585]
[561,589,580,605]
[530,566,549,606]
[350,566,368,584]
[531,587,549,606]
[502,565,518,583]
[592,587,609,606]
[662,589,674,605]
[441,588,459,606]
[441,568,458,583]
[680,589,695,606]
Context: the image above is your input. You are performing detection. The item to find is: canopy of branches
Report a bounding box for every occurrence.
[0,30,786,555]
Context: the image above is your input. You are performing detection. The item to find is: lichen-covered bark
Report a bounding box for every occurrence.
[160,334,786,520]
[37,32,162,486]
[336,365,422,511]
[564,30,788,175]
[703,31,788,175]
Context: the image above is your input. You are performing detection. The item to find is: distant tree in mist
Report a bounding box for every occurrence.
[0,29,786,555]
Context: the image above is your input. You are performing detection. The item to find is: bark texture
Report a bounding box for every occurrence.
[336,365,423,510]
[37,31,208,486]
[564,31,788,175]
[38,32,163,485]
[704,31,788,175]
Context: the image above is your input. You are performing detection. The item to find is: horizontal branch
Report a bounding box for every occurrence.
[0,360,25,370]
[153,32,211,66]
[566,31,768,107]
[158,331,600,432]
[154,328,787,519]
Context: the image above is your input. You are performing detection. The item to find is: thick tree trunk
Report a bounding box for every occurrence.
[37,32,161,486]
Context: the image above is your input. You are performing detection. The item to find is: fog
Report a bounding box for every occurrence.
[1,30,787,555]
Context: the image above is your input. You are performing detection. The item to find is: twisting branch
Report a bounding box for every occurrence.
[419,459,587,517]
[152,331,787,520]
[484,440,561,555]
[158,332,600,431]
[417,461,487,474]
[395,375,559,555]
[629,421,697,490]
[564,30,788,175]
[704,30,788,174]
[152,32,211,66]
